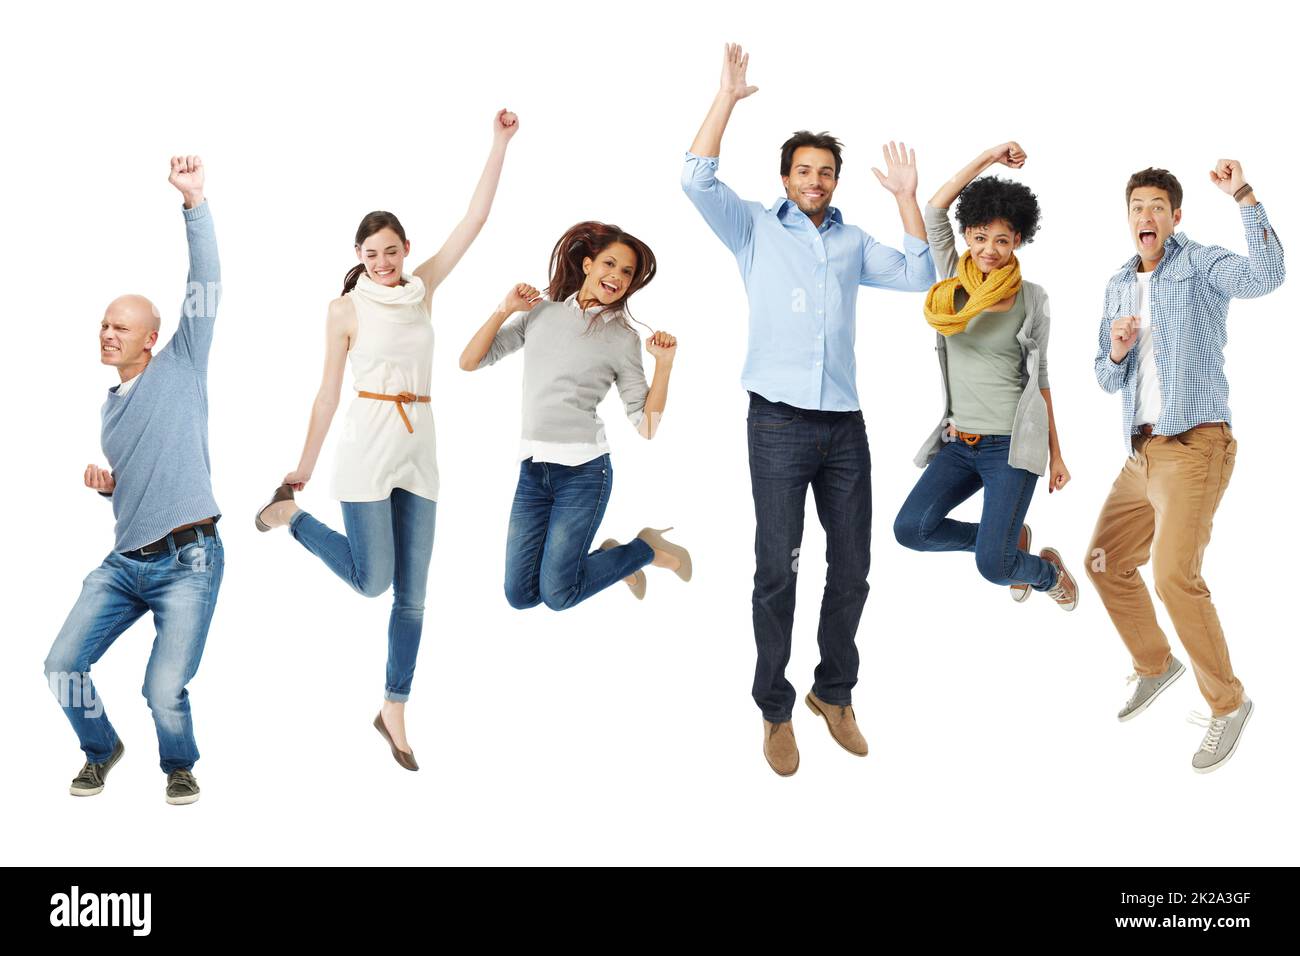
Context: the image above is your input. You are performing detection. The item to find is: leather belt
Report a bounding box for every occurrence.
[358,390,430,434]
[124,519,218,558]
[1136,422,1222,438]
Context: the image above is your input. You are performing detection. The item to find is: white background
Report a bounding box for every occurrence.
[2,0,1295,865]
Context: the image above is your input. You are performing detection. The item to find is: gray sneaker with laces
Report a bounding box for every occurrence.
[166,769,201,806]
[1117,656,1186,722]
[1190,697,1253,774]
[69,738,125,797]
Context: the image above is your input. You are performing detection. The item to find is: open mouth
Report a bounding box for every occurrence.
[600,279,620,295]
[1138,229,1158,249]
[375,268,396,279]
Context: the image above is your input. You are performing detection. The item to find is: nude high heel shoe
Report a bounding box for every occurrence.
[636,527,692,582]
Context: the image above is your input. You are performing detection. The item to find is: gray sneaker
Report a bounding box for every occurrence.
[165,769,201,806]
[1190,697,1253,774]
[69,738,125,797]
[1118,657,1186,722]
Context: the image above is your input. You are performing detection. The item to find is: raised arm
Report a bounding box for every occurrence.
[681,43,758,255]
[1198,158,1285,298]
[689,42,758,157]
[871,141,925,241]
[282,297,355,491]
[459,283,541,371]
[929,142,1025,210]
[633,332,677,440]
[165,155,221,370]
[411,109,519,307]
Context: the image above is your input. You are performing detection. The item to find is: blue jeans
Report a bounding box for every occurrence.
[893,436,1057,590]
[44,526,224,772]
[747,392,872,723]
[504,455,654,611]
[288,488,436,701]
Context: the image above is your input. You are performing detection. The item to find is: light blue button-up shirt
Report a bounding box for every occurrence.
[681,151,935,411]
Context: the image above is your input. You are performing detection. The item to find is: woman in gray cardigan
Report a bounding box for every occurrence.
[892,142,1079,609]
[460,221,691,611]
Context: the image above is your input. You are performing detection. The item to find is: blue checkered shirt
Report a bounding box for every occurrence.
[1094,202,1285,456]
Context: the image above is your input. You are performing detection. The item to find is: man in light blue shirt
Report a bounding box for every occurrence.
[681,43,934,776]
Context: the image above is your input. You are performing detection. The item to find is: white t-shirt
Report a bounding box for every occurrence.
[1133,271,1162,426]
[114,371,142,398]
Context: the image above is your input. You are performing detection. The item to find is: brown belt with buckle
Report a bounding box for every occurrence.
[1136,422,1222,438]
[357,390,431,434]
[956,430,983,446]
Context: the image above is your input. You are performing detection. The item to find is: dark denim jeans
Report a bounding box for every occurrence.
[45,525,224,772]
[504,454,654,611]
[892,435,1056,590]
[747,392,871,723]
[289,488,436,702]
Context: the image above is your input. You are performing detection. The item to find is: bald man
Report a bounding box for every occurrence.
[43,156,223,806]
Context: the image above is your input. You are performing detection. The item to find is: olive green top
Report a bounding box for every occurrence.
[945,289,1027,435]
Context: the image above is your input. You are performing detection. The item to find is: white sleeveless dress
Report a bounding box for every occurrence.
[330,273,439,503]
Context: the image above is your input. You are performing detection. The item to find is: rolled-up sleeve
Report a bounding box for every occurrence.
[681,152,753,256]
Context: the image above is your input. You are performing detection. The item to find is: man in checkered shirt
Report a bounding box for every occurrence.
[1085,160,1284,773]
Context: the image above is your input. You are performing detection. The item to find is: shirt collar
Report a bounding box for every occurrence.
[564,291,619,324]
[771,197,844,231]
[1117,231,1189,274]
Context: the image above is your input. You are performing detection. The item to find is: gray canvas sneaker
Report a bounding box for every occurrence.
[1118,656,1186,722]
[165,769,201,806]
[69,738,125,797]
[1190,697,1253,774]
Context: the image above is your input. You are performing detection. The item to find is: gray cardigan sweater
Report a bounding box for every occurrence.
[913,204,1053,476]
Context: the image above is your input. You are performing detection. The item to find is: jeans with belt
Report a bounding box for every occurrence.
[44,525,224,772]
[747,391,872,723]
[504,454,654,611]
[289,488,436,701]
[893,435,1057,590]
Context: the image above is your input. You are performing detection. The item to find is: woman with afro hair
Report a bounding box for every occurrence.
[893,142,1079,610]
[460,221,691,613]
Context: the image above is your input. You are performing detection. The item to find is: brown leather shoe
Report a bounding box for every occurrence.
[373,711,419,771]
[805,691,869,756]
[1010,523,1032,603]
[1039,546,1079,611]
[255,483,296,532]
[763,719,799,776]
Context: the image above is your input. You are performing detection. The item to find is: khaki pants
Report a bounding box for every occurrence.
[1085,424,1242,716]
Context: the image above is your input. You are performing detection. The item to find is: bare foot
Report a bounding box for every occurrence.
[258,499,300,529]
[380,700,411,754]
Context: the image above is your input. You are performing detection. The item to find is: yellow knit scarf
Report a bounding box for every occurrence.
[923,251,1022,336]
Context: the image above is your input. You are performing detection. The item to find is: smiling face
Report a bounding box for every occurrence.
[579,242,638,307]
[1128,186,1181,271]
[356,226,410,286]
[100,295,159,374]
[781,146,838,221]
[963,219,1021,274]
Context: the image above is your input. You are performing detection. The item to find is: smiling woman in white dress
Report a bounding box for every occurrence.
[254,110,520,772]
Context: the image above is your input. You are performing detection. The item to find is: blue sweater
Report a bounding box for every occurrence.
[101,201,222,552]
